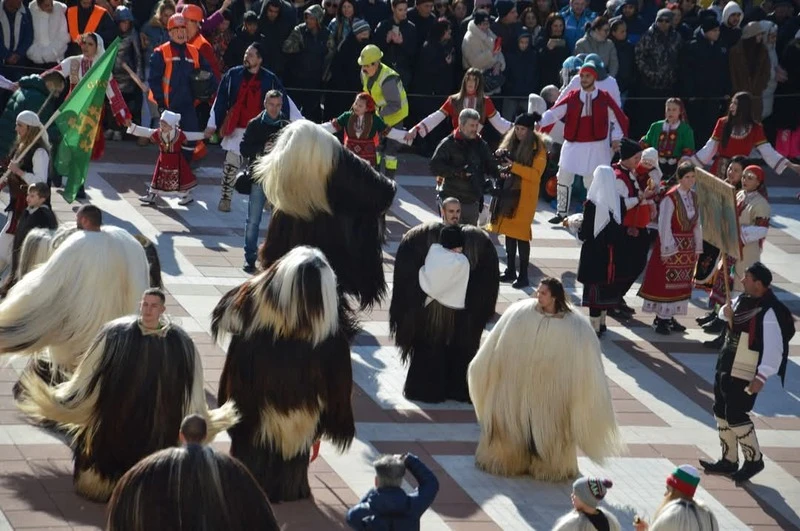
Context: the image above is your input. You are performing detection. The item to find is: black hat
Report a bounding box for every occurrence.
[495,0,515,19]
[473,10,490,25]
[440,225,465,250]
[699,9,720,31]
[514,112,539,128]
[746,262,773,287]
[619,137,643,161]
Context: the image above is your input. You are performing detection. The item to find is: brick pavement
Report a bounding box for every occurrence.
[0,142,797,529]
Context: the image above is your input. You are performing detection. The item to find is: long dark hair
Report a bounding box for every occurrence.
[451,68,486,118]
[721,92,755,148]
[539,277,571,314]
[544,13,565,38]
[499,122,543,166]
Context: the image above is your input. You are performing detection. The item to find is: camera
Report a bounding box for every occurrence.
[493,149,513,178]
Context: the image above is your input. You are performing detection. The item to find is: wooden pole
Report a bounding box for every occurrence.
[121,64,147,94]
[1,104,61,185]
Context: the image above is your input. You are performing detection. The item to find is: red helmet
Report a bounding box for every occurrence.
[167,14,186,30]
[181,4,204,22]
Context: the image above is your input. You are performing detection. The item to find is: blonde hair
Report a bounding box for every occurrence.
[150,0,177,27]
[253,120,339,221]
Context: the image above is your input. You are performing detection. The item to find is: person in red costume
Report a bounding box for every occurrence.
[405,68,512,142]
[538,60,629,224]
[688,91,800,178]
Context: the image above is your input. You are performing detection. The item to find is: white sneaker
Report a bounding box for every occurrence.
[138,193,157,205]
[178,194,194,206]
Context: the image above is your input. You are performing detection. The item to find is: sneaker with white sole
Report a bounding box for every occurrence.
[178,195,194,206]
[138,193,157,205]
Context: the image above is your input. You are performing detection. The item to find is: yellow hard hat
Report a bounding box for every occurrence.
[358,44,383,66]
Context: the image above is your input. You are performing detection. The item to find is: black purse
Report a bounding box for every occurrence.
[233,168,253,195]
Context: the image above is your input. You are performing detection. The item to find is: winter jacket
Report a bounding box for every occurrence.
[634,24,682,89]
[503,45,539,96]
[239,111,289,162]
[719,1,743,49]
[346,454,439,531]
[462,19,505,71]
[374,17,418,89]
[114,30,143,95]
[560,5,596,51]
[0,2,33,62]
[148,41,218,111]
[282,23,330,86]
[141,21,170,63]
[257,0,296,77]
[26,0,69,65]
[0,74,59,160]
[612,37,635,93]
[430,131,501,204]
[210,66,291,129]
[614,1,647,45]
[491,19,522,56]
[533,31,570,89]
[575,31,619,76]
[356,0,392,30]
[224,31,262,73]
[679,26,730,100]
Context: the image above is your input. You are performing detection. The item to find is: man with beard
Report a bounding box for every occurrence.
[539,60,628,224]
[205,43,301,213]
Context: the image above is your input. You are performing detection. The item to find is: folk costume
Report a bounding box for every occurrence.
[45,33,130,161]
[577,166,625,335]
[16,315,239,502]
[414,91,512,138]
[690,117,789,178]
[638,185,703,329]
[539,62,629,220]
[254,120,396,313]
[0,226,158,384]
[553,477,622,531]
[646,466,719,531]
[0,111,50,273]
[128,111,205,204]
[468,297,623,481]
[108,445,280,531]
[0,203,58,298]
[641,119,696,177]
[699,265,795,484]
[389,223,499,403]
[212,247,355,502]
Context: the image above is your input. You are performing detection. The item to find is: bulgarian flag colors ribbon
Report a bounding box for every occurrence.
[53,38,120,203]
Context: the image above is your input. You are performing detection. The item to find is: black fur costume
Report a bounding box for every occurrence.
[213,247,355,503]
[16,316,237,502]
[257,146,396,312]
[389,222,500,403]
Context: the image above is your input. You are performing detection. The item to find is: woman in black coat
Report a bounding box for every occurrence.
[534,13,570,89]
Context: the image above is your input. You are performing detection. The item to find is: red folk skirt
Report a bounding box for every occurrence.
[344,135,379,167]
[638,230,698,303]
[150,151,197,193]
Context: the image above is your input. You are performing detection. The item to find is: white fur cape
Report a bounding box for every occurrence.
[468,299,625,481]
[0,226,149,374]
[552,509,622,531]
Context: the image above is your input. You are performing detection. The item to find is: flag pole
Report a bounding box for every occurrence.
[0,108,62,186]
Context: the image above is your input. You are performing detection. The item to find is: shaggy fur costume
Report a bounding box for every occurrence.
[468,299,624,481]
[213,246,355,502]
[552,509,622,531]
[253,120,396,311]
[389,222,499,403]
[0,226,157,381]
[649,499,719,531]
[16,316,239,503]
[108,445,279,531]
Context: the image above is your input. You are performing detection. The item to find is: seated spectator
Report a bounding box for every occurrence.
[27,0,70,68]
[346,453,439,530]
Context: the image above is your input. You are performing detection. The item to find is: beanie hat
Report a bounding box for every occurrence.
[562,55,584,73]
[579,62,599,79]
[746,261,773,286]
[495,0,515,19]
[699,9,720,31]
[656,7,674,20]
[743,164,765,182]
[583,53,609,80]
[514,112,538,128]
[518,29,532,41]
[352,19,371,35]
[473,10,491,25]
[666,465,701,498]
[741,20,765,39]
[114,6,134,22]
[573,477,613,509]
[641,147,659,166]
[619,137,643,160]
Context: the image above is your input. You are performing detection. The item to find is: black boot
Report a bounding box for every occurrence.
[732,459,765,483]
[501,238,518,282]
[699,458,739,475]
[703,328,726,349]
[703,317,725,334]
[669,318,687,332]
[512,240,530,288]
[512,275,529,288]
[499,269,516,282]
[696,310,717,326]
[75,185,87,200]
[654,318,671,335]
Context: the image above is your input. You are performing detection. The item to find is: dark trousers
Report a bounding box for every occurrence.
[713,371,758,426]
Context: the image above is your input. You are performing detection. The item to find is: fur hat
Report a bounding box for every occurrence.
[666,465,700,498]
[495,0,515,19]
[573,477,613,509]
[746,261,772,286]
[619,137,643,161]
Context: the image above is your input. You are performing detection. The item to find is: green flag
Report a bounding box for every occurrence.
[54,38,120,203]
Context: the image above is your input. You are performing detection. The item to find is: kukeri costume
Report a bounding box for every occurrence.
[213,246,355,502]
[468,298,623,481]
[389,223,499,403]
[16,315,239,502]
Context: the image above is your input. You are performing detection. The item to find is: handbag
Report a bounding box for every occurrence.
[233,168,253,195]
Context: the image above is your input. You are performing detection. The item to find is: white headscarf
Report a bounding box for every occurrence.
[418,244,470,310]
[16,110,49,147]
[587,165,621,238]
[84,33,105,64]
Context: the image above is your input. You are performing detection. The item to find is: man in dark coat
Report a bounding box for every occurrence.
[373,0,418,89]
[679,11,731,149]
[257,0,297,78]
[429,108,500,225]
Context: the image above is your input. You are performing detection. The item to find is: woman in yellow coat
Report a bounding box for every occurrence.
[487,113,548,288]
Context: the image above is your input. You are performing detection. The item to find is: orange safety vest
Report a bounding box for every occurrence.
[148,42,201,108]
[67,5,107,42]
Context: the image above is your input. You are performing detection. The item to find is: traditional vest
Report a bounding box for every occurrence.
[67,5,106,42]
[562,90,615,143]
[361,64,408,127]
[235,75,264,128]
[149,42,201,108]
[665,187,698,233]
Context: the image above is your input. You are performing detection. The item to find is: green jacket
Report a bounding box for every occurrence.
[0,75,61,161]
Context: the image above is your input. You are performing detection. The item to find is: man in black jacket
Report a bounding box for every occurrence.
[240,90,289,273]
[429,108,500,225]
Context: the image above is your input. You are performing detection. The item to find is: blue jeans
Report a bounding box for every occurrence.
[244,183,267,267]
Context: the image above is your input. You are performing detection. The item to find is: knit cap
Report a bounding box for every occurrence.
[573,477,613,509]
[495,0,516,19]
[352,19,371,35]
[666,464,701,498]
[641,147,658,166]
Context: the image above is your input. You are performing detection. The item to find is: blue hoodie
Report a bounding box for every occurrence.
[346,454,439,531]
